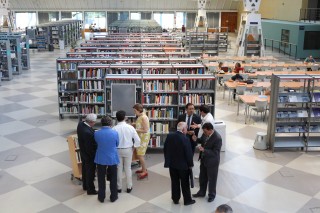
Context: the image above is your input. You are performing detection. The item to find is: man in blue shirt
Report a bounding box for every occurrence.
[94,116,119,203]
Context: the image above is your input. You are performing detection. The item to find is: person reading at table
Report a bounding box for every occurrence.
[304,55,316,64]
[233,62,244,73]
[231,73,244,100]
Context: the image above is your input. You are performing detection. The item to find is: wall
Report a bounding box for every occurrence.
[262,19,320,59]
[260,0,304,22]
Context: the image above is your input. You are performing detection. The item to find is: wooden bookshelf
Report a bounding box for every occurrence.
[67,134,82,180]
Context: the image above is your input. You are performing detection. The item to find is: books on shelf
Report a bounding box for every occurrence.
[60,94,78,103]
[58,62,76,70]
[60,82,77,91]
[79,92,104,103]
[143,94,175,105]
[179,79,212,91]
[60,71,77,80]
[150,122,169,134]
[78,68,106,79]
[60,106,78,113]
[144,80,176,92]
[80,105,105,115]
[78,80,104,90]
[179,94,212,105]
[145,107,174,119]
[176,68,204,74]
[149,136,161,148]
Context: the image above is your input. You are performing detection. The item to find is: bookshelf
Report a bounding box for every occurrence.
[57,58,81,119]
[267,74,320,152]
[0,40,13,81]
[67,134,82,180]
[186,33,219,57]
[77,64,107,118]
[104,72,215,148]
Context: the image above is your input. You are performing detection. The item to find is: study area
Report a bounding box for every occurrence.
[1,0,320,212]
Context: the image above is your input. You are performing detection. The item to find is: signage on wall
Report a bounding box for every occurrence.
[299,26,305,30]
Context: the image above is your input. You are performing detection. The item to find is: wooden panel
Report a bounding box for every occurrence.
[221,12,238,32]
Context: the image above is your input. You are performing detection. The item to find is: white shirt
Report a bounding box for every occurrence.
[113,121,141,148]
[198,112,215,138]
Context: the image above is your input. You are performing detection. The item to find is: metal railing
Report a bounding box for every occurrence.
[300,8,320,22]
[264,38,298,59]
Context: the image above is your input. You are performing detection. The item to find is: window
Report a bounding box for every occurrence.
[304,31,320,50]
[281,29,290,48]
[176,12,186,29]
[61,12,83,20]
[38,12,59,24]
[15,12,36,29]
[154,13,174,29]
[130,12,141,20]
[84,12,106,29]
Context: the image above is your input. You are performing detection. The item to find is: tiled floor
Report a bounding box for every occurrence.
[0,35,320,213]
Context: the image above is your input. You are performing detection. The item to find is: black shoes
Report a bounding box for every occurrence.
[184,200,196,206]
[208,197,215,202]
[192,193,205,198]
[173,200,179,204]
[98,197,104,203]
[127,188,132,193]
[117,189,122,193]
[110,197,118,202]
[87,190,98,195]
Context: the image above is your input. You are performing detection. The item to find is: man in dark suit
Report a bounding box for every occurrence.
[164,122,195,206]
[177,103,202,153]
[192,122,222,203]
[77,113,98,195]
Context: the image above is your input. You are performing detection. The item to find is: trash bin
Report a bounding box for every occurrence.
[214,120,226,152]
[48,44,54,51]
[253,132,268,150]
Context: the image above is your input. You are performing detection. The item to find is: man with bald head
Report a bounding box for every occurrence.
[164,122,195,206]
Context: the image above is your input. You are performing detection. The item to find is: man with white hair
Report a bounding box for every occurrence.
[77,113,98,195]
[164,122,195,206]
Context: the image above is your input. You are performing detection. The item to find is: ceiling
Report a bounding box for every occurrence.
[10,0,240,11]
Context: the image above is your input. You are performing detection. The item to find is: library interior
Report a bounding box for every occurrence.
[1,0,320,212]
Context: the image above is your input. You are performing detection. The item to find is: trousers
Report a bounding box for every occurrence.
[117,148,133,189]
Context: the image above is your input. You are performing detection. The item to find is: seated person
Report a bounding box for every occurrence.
[216,62,224,86]
[233,62,244,73]
[304,55,316,64]
[231,73,244,100]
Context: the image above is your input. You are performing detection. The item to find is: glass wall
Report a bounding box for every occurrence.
[130,12,152,20]
[186,13,196,29]
[207,12,220,28]
[154,13,174,29]
[176,12,186,29]
[61,12,83,20]
[15,12,37,30]
[130,12,141,20]
[38,12,59,24]
[84,12,106,29]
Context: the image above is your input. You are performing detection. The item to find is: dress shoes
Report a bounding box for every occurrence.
[208,197,215,202]
[192,193,205,198]
[110,197,118,202]
[127,188,132,193]
[117,189,122,193]
[98,197,104,203]
[87,190,98,195]
[173,200,179,204]
[184,200,196,206]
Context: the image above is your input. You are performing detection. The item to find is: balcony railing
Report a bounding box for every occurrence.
[264,38,298,59]
[300,8,320,22]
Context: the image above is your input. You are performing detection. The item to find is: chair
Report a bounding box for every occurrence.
[274,66,283,71]
[244,66,252,72]
[249,99,268,122]
[234,85,247,102]
[252,86,263,94]
[241,73,249,80]
[257,74,266,82]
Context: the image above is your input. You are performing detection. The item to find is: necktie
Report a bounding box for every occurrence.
[187,115,191,130]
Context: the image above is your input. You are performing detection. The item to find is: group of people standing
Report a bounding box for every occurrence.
[76,102,226,209]
[77,103,149,203]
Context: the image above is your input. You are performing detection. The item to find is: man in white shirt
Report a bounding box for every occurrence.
[113,110,141,193]
[191,105,215,138]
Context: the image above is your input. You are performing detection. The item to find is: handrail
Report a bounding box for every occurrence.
[300,8,320,22]
[264,38,298,59]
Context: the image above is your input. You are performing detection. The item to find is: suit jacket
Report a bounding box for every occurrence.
[197,131,222,168]
[94,127,119,166]
[178,113,202,150]
[164,131,194,170]
[77,121,97,162]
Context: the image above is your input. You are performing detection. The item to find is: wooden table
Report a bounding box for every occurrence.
[224,81,271,104]
[238,95,270,124]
